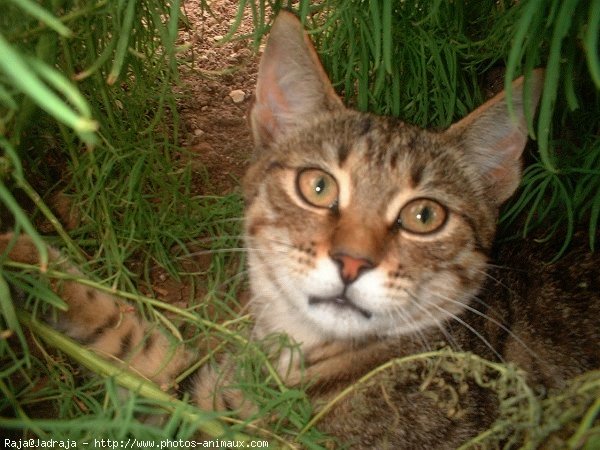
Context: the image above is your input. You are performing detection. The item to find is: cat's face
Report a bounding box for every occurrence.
[244,12,542,343]
[245,112,493,340]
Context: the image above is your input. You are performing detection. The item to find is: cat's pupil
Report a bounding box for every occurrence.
[416,207,431,224]
[315,177,326,195]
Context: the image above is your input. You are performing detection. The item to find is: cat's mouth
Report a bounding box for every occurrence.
[308,295,372,319]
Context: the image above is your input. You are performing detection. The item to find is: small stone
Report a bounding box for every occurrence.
[213,35,223,41]
[193,128,204,136]
[229,89,246,104]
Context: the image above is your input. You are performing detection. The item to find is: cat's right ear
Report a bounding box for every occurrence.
[250,12,344,148]
[446,69,544,204]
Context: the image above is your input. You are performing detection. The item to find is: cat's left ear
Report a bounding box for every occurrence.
[250,12,344,148]
[447,69,544,204]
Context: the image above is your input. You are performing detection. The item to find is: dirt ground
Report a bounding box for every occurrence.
[177,0,260,195]
[139,0,262,304]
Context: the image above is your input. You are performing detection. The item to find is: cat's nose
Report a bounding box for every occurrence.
[330,252,374,284]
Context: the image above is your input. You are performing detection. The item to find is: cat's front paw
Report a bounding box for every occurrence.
[190,363,258,419]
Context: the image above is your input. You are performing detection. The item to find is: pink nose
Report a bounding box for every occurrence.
[330,253,374,283]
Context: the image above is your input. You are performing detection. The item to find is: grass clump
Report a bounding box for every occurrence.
[0,0,255,444]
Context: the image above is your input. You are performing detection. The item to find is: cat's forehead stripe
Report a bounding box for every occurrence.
[410,162,425,188]
[337,142,350,165]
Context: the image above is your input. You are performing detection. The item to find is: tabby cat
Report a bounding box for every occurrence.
[2,11,599,449]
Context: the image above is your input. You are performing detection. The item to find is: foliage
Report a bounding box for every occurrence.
[0,0,250,444]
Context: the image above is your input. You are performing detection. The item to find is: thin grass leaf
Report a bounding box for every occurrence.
[563,46,580,112]
[536,0,579,173]
[0,184,49,270]
[588,190,600,250]
[522,176,551,236]
[73,36,118,81]
[0,379,48,438]
[550,176,576,261]
[299,0,310,24]
[583,0,600,88]
[369,0,381,68]
[0,84,17,110]
[568,396,600,448]
[504,0,543,121]
[0,273,29,356]
[2,271,68,311]
[391,68,400,116]
[0,35,98,141]
[107,0,137,85]
[7,0,73,37]
[215,0,248,44]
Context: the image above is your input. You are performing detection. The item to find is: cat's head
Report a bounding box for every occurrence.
[244,12,543,344]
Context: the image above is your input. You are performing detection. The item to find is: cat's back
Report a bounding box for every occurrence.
[487,229,600,387]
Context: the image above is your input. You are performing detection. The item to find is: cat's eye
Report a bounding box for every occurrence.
[397,198,447,234]
[296,168,339,209]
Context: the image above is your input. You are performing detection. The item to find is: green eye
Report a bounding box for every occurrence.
[397,198,447,234]
[296,169,339,208]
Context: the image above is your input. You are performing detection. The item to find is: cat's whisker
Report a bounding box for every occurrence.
[402,290,463,353]
[172,235,246,248]
[483,262,529,276]
[387,303,432,352]
[474,266,523,296]
[215,269,249,291]
[414,293,504,362]
[176,246,288,260]
[423,288,541,362]
[249,236,298,251]
[174,248,247,259]
[482,262,515,271]
[209,217,246,224]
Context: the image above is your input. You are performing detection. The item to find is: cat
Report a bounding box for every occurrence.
[2,11,599,449]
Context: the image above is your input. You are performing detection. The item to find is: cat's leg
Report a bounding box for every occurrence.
[0,232,193,389]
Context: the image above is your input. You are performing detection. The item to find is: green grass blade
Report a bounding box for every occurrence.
[584,0,600,88]
[0,182,48,271]
[73,35,118,81]
[2,271,68,311]
[0,84,17,110]
[27,57,92,117]
[505,0,542,115]
[382,0,392,74]
[369,0,381,68]
[0,35,98,141]
[588,189,600,250]
[7,0,73,37]
[0,273,28,357]
[107,0,137,85]
[536,0,579,173]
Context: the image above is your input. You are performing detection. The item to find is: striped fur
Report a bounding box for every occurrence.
[1,235,192,389]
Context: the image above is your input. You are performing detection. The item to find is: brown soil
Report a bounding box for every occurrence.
[177,0,260,195]
[143,0,261,304]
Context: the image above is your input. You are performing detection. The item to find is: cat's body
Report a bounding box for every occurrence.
[2,12,599,449]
